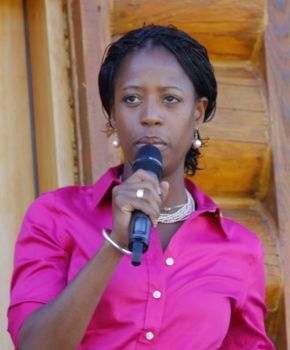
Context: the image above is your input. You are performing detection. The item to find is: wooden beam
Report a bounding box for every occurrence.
[194,141,269,198]
[0,2,34,349]
[205,109,268,144]
[204,65,268,144]
[192,64,270,199]
[27,0,75,192]
[112,0,266,61]
[265,0,290,347]
[68,0,120,185]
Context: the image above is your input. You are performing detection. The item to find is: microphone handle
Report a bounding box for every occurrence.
[128,210,152,266]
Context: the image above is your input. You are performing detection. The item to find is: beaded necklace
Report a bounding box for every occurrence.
[158,190,195,224]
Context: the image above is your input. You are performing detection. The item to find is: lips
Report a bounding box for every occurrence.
[132,136,168,164]
[135,136,167,147]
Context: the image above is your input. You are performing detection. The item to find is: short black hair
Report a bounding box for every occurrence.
[98,24,217,175]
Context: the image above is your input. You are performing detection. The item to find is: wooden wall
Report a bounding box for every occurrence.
[0,2,34,349]
[112,0,266,62]
[265,0,290,348]
[0,1,75,349]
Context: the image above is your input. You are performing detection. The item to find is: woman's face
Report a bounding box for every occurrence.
[111,46,207,178]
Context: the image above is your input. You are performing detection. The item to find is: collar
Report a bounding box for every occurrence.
[92,165,123,208]
[185,178,219,212]
[92,166,229,238]
[185,179,229,238]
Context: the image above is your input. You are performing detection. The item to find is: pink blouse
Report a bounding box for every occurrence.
[8,166,274,349]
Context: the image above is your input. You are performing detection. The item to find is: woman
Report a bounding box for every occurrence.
[8,25,274,349]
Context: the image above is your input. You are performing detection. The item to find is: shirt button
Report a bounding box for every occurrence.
[166,257,174,266]
[153,290,161,299]
[145,331,154,340]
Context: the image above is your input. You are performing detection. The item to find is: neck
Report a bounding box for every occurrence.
[161,168,187,209]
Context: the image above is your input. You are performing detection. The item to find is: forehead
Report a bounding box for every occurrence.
[115,46,193,88]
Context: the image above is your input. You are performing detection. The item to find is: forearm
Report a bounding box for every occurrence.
[19,242,122,350]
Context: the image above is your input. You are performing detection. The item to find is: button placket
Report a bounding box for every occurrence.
[140,239,166,345]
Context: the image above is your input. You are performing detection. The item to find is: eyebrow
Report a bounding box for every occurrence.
[121,85,141,91]
[122,85,184,92]
[163,86,184,92]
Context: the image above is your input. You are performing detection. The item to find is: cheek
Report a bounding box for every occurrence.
[173,119,196,154]
[174,113,195,139]
[115,122,136,159]
[116,119,136,139]
[181,131,194,153]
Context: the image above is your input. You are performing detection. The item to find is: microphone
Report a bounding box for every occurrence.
[128,144,163,266]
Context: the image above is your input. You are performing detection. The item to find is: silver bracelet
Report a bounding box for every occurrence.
[102,228,132,255]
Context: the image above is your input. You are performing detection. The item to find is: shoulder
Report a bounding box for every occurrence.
[21,184,95,239]
[29,184,94,213]
[222,216,261,243]
[221,215,264,260]
[54,184,94,210]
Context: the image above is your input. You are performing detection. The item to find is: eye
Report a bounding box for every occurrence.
[123,95,141,105]
[163,95,181,104]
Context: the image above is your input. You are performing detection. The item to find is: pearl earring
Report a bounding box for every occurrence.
[112,134,120,148]
[192,130,202,149]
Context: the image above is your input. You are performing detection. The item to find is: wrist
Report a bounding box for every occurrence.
[102,229,131,256]
[102,240,124,258]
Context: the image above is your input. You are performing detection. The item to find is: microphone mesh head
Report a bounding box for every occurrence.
[132,145,163,180]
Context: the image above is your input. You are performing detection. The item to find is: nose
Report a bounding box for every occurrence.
[140,98,163,126]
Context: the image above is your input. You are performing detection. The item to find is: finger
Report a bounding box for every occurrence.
[115,196,160,225]
[114,187,161,217]
[116,181,162,207]
[113,184,161,222]
[126,185,162,207]
[124,169,161,195]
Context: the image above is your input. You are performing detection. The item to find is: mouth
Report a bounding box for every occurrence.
[135,136,167,149]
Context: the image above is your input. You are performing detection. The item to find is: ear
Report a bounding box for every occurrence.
[110,110,116,129]
[194,97,208,128]
[111,118,116,129]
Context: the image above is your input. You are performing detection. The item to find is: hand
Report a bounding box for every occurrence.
[110,169,169,247]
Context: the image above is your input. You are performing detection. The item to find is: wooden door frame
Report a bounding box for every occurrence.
[67,0,120,185]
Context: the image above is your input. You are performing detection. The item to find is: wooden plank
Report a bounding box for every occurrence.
[214,66,266,106]
[265,0,290,347]
[27,0,75,192]
[203,65,268,144]
[112,0,266,61]
[68,0,120,184]
[44,1,76,187]
[204,65,268,144]
[214,65,259,86]
[217,81,265,111]
[0,2,34,349]
[203,109,268,143]
[193,140,269,198]
[26,1,57,191]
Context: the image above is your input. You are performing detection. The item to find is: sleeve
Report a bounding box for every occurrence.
[220,243,275,349]
[7,191,70,348]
